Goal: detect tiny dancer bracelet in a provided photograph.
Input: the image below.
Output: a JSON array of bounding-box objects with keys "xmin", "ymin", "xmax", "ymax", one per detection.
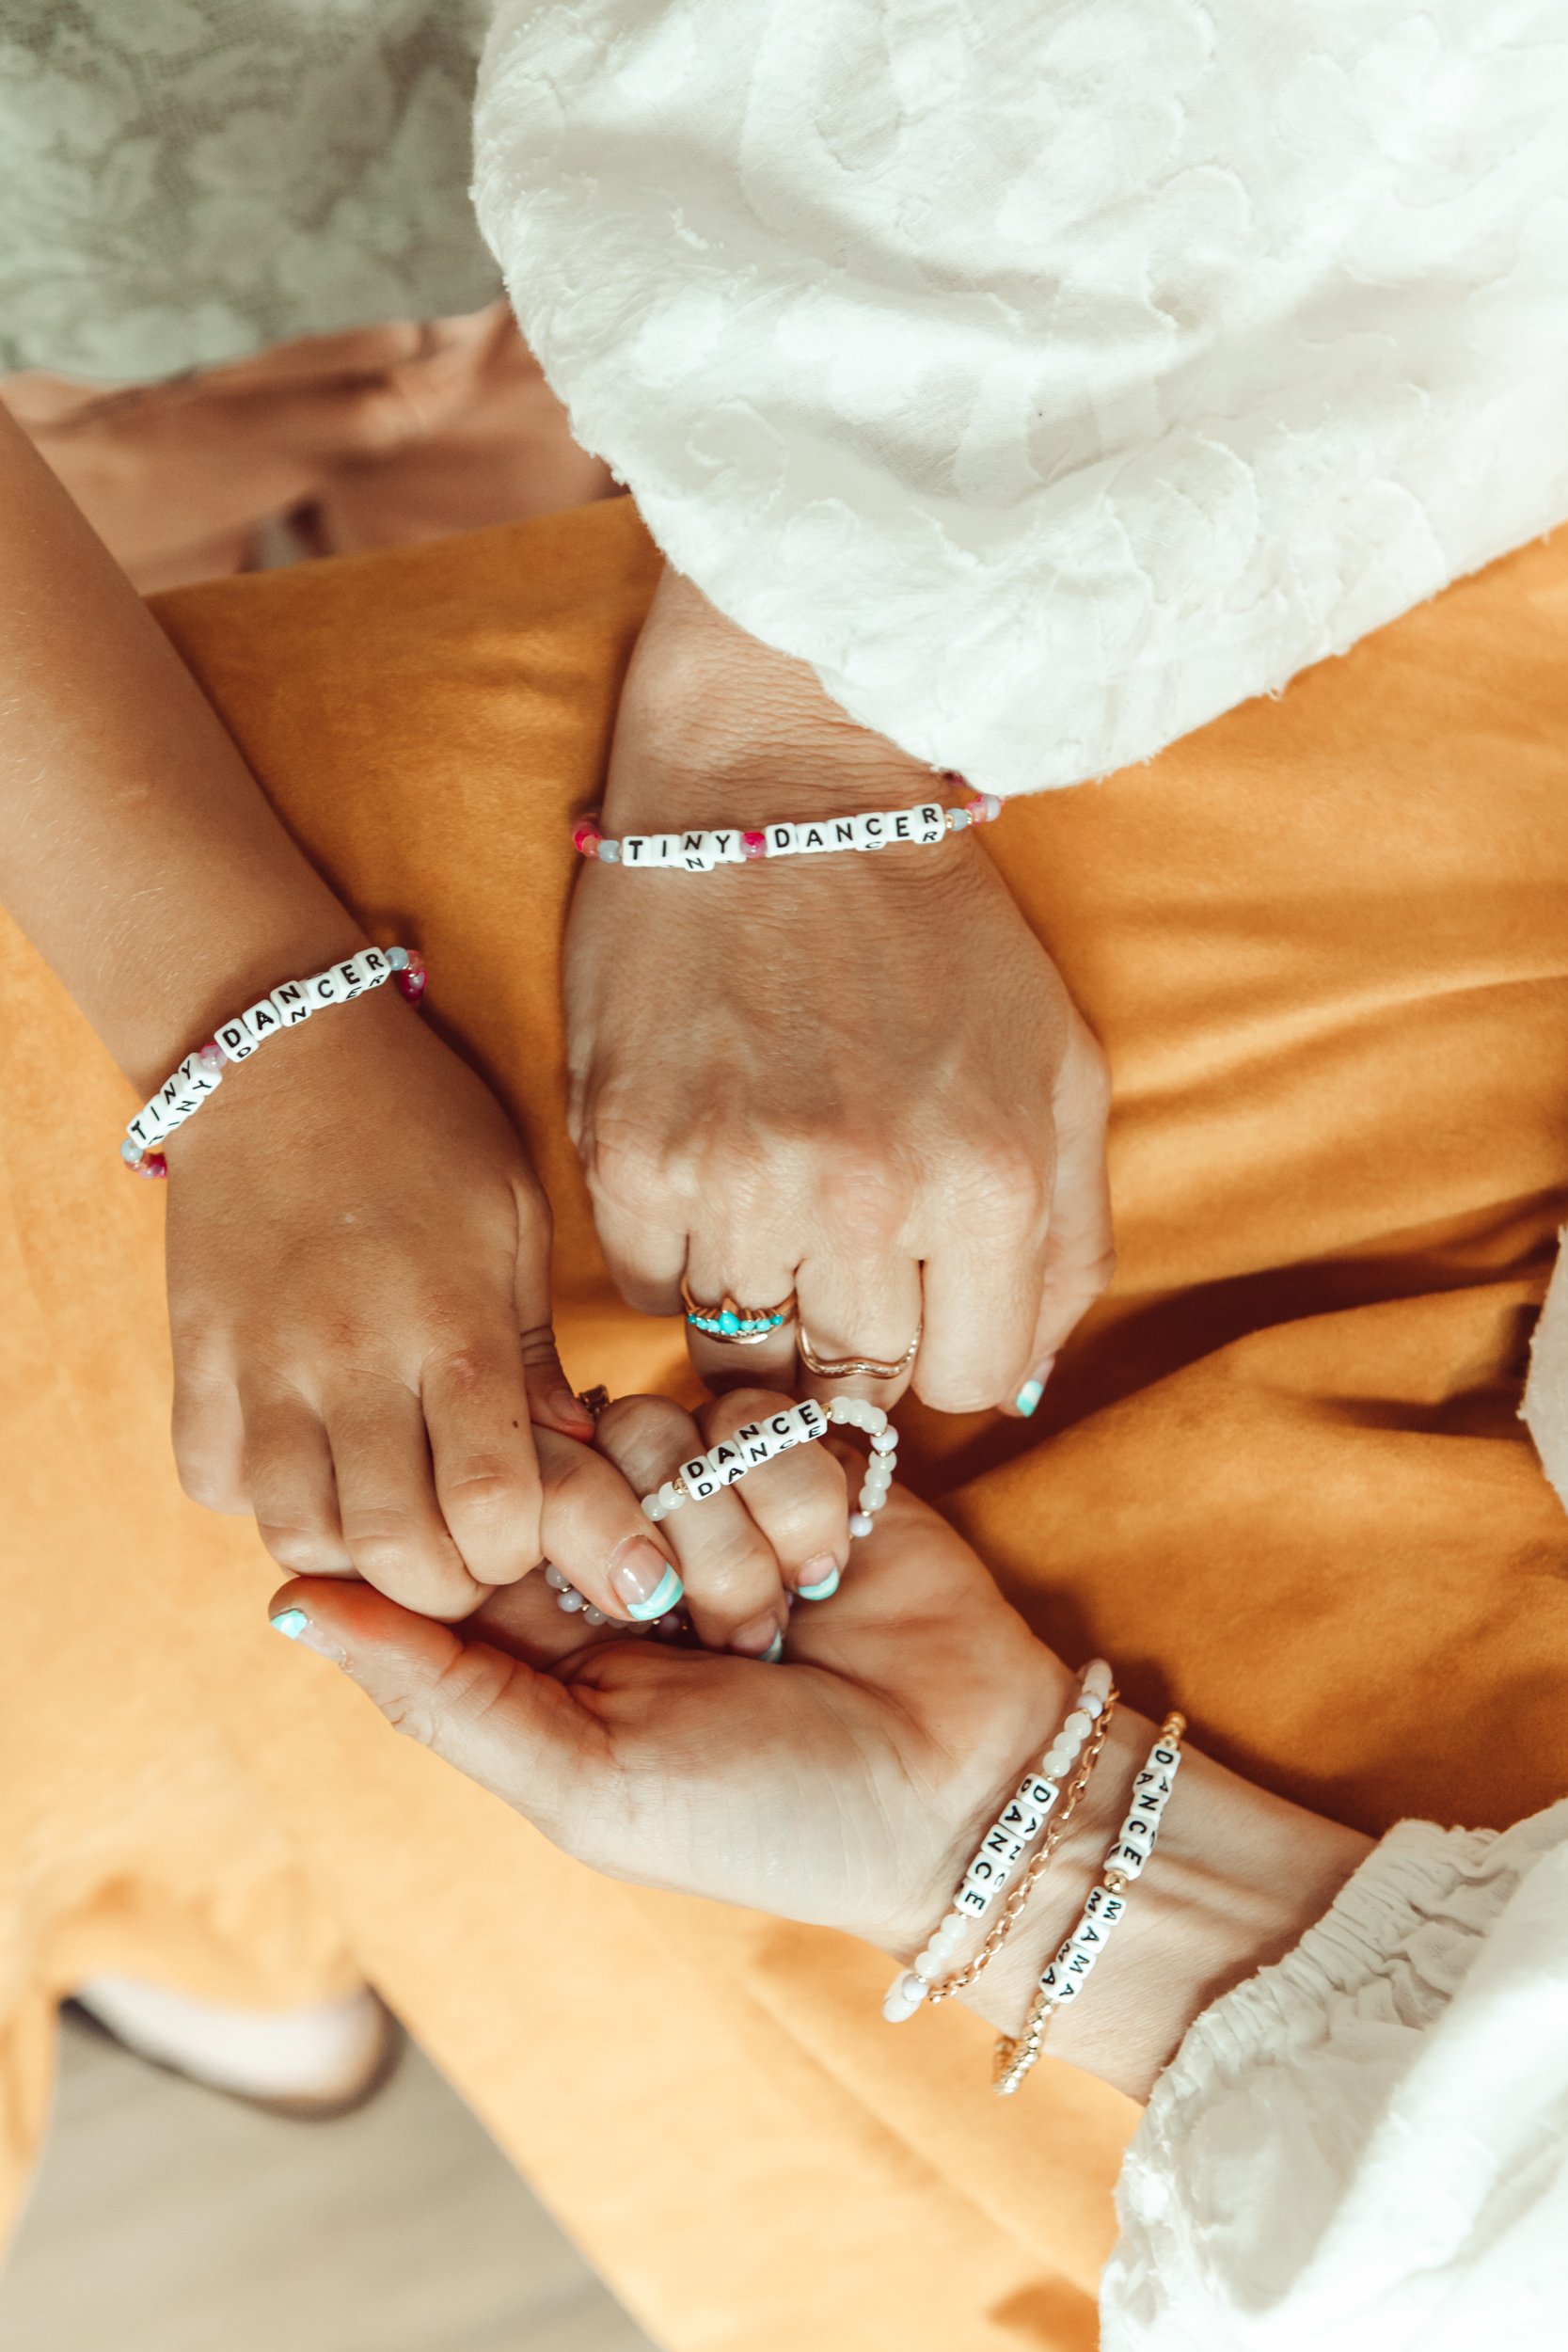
[
  {"xmin": 546, "ymin": 1396, "xmax": 898, "ymax": 1630},
  {"xmin": 882, "ymin": 1659, "xmax": 1117, "ymax": 2025},
  {"xmin": 992, "ymin": 1712, "xmax": 1186, "ymax": 2097},
  {"xmin": 573, "ymin": 789, "xmax": 1004, "ymax": 873},
  {"xmin": 120, "ymin": 946, "xmax": 427, "ymax": 1177}
]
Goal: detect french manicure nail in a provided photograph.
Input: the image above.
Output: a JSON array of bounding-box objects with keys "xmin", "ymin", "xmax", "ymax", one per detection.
[
  {"xmin": 269, "ymin": 1609, "xmax": 347, "ymax": 1665},
  {"xmin": 1015, "ymin": 1379, "xmax": 1045, "ymax": 1417},
  {"xmin": 758, "ymin": 1630, "xmax": 785, "ymax": 1663},
  {"xmin": 610, "ymin": 1539, "xmax": 684, "ymax": 1622},
  {"xmin": 730, "ymin": 1609, "xmax": 784, "ymax": 1659},
  {"xmin": 796, "ymin": 1556, "xmax": 841, "ymax": 1602}
]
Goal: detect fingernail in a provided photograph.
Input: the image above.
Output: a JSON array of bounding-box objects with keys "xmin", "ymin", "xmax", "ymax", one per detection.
[
  {"xmin": 796, "ymin": 1556, "xmax": 841, "ymax": 1602},
  {"xmin": 730, "ymin": 1609, "xmax": 784, "ymax": 1659},
  {"xmin": 610, "ymin": 1539, "xmax": 683, "ymax": 1622},
  {"xmin": 1014, "ymin": 1379, "xmax": 1045, "ymax": 1417},
  {"xmin": 759, "ymin": 1630, "xmax": 785, "ymax": 1663},
  {"xmin": 269, "ymin": 1608, "xmax": 347, "ymax": 1665},
  {"xmin": 551, "ymin": 1384, "xmax": 595, "ymax": 1431}
]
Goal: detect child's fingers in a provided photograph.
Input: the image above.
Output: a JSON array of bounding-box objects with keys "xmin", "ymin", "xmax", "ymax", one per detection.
[
  {"xmin": 530, "ymin": 1424, "xmax": 684, "ymax": 1627},
  {"xmin": 698, "ymin": 1388, "xmax": 850, "ymax": 1598},
  {"xmin": 594, "ymin": 1395, "xmax": 789, "ymax": 1656}
]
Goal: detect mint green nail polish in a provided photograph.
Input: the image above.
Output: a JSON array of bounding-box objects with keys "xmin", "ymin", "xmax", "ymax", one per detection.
[
  {"xmin": 796, "ymin": 1566, "xmax": 840, "ymax": 1602},
  {"xmin": 1015, "ymin": 1378, "xmax": 1045, "ymax": 1417},
  {"xmin": 626, "ymin": 1564, "xmax": 684, "ymax": 1623},
  {"xmin": 759, "ymin": 1630, "xmax": 785, "ymax": 1663},
  {"xmin": 270, "ymin": 1608, "xmax": 309, "ymax": 1640}
]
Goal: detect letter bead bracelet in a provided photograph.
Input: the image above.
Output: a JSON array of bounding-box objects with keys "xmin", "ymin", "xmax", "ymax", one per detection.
[
  {"xmin": 120, "ymin": 946, "xmax": 427, "ymax": 1176},
  {"xmin": 572, "ymin": 789, "xmax": 1004, "ymax": 873},
  {"xmin": 544, "ymin": 1397, "xmax": 898, "ymax": 1632}
]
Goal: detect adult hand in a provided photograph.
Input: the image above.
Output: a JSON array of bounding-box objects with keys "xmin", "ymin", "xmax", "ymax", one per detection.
[
  {"xmin": 565, "ymin": 570, "xmax": 1114, "ymax": 1420},
  {"xmin": 166, "ymin": 982, "xmax": 594, "ymax": 1620},
  {"xmin": 269, "ymin": 1413, "xmax": 1368, "ymax": 2098}
]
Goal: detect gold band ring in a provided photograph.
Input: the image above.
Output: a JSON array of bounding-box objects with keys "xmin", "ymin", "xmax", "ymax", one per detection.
[
  {"xmin": 681, "ymin": 1279, "xmax": 798, "ymax": 1347},
  {"xmin": 797, "ymin": 1324, "xmax": 922, "ymax": 1381}
]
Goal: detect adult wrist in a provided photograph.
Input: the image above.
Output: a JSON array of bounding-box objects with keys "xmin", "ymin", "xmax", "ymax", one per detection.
[{"xmin": 920, "ymin": 1663, "xmax": 1372, "ymax": 2103}]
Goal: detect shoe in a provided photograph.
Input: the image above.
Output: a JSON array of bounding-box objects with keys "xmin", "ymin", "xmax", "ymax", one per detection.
[{"xmin": 67, "ymin": 1976, "xmax": 401, "ymax": 2120}]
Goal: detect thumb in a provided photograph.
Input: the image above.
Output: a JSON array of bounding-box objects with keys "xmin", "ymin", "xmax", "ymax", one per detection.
[{"xmin": 268, "ymin": 1577, "xmax": 606, "ymax": 1832}]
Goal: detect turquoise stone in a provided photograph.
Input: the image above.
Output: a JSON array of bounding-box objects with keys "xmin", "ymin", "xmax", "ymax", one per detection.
[{"xmin": 719, "ymin": 1311, "xmax": 740, "ymax": 1333}]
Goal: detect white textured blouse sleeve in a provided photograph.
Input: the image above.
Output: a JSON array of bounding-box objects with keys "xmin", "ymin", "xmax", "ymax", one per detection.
[
  {"xmin": 471, "ymin": 1, "xmax": 1568, "ymax": 796},
  {"xmin": 1101, "ymin": 1801, "xmax": 1568, "ymax": 2348}
]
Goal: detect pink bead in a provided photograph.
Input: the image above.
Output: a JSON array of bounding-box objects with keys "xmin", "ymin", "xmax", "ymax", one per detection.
[
  {"xmin": 197, "ymin": 1040, "xmax": 226, "ymax": 1070},
  {"xmin": 741, "ymin": 831, "xmax": 768, "ymax": 860},
  {"xmin": 964, "ymin": 793, "xmax": 1003, "ymax": 825},
  {"xmin": 395, "ymin": 949, "xmax": 427, "ymax": 1003},
  {"xmin": 135, "ymin": 1152, "xmax": 168, "ymax": 1181},
  {"xmin": 572, "ymin": 816, "xmax": 603, "ymax": 856}
]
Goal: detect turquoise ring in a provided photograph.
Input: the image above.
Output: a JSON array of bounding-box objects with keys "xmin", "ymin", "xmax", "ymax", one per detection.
[{"xmin": 681, "ymin": 1280, "xmax": 798, "ymax": 1347}]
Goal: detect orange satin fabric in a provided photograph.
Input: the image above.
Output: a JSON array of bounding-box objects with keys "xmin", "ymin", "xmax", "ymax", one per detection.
[{"xmin": 2, "ymin": 495, "xmax": 1567, "ymax": 2350}]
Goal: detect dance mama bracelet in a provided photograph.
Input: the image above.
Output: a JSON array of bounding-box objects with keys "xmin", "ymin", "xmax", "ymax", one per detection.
[
  {"xmin": 119, "ymin": 946, "xmax": 427, "ymax": 1177},
  {"xmin": 544, "ymin": 1397, "xmax": 898, "ymax": 1637},
  {"xmin": 572, "ymin": 789, "xmax": 1004, "ymax": 873},
  {"xmin": 992, "ymin": 1715, "xmax": 1185, "ymax": 2095}
]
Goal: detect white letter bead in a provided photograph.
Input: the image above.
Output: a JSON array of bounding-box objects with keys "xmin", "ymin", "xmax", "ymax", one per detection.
[
  {"xmin": 1000, "ymin": 1799, "xmax": 1043, "ymax": 1840},
  {"xmin": 1038, "ymin": 1963, "xmax": 1084, "ymax": 2006},
  {"xmin": 619, "ymin": 834, "xmax": 653, "ymax": 866},
  {"xmin": 794, "ymin": 821, "xmax": 833, "ymax": 856},
  {"xmin": 214, "ymin": 1016, "xmax": 258, "ymax": 1061},
  {"xmin": 767, "ymin": 822, "xmax": 799, "ymax": 855},
  {"xmin": 177, "ymin": 1054, "xmax": 222, "ymax": 1098},
  {"xmin": 1109, "ymin": 1841, "xmax": 1148, "ymax": 1878},
  {"xmin": 699, "ymin": 831, "xmax": 744, "ymax": 866},
  {"xmin": 240, "ymin": 995, "xmax": 283, "ymax": 1043},
  {"xmin": 127, "ymin": 1111, "xmax": 164, "ymax": 1150},
  {"xmin": 914, "ymin": 802, "xmax": 946, "ymax": 844},
  {"xmin": 849, "ymin": 812, "xmax": 888, "ymax": 850},
  {"xmin": 1020, "ymin": 1774, "xmax": 1058, "ymax": 1814},
  {"xmin": 981, "ymin": 1826, "xmax": 1026, "ymax": 1866},
  {"xmin": 679, "ymin": 1454, "xmax": 723, "ymax": 1502},
  {"xmin": 355, "ymin": 947, "xmax": 390, "ymax": 985},
  {"xmin": 954, "ymin": 1882, "xmax": 991, "ymax": 1917},
  {"xmin": 795, "ymin": 1398, "xmax": 828, "ymax": 1439},
  {"xmin": 1083, "ymin": 1885, "xmax": 1127, "ymax": 1926},
  {"xmin": 308, "ymin": 969, "xmax": 340, "ymax": 1008},
  {"xmin": 733, "ymin": 1422, "xmax": 778, "ymax": 1468},
  {"xmin": 1150, "ymin": 1743, "xmax": 1181, "ymax": 1773},
  {"xmin": 270, "ymin": 980, "xmax": 312, "ymax": 1026},
  {"xmin": 706, "ymin": 1441, "xmax": 748, "ymax": 1487}
]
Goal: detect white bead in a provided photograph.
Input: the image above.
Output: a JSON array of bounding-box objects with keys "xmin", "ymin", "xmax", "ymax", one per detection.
[
  {"xmin": 954, "ymin": 1882, "xmax": 991, "ymax": 1917},
  {"xmin": 881, "ymin": 1972, "xmax": 928, "ymax": 2025},
  {"xmin": 556, "ymin": 1588, "xmax": 586, "ymax": 1613},
  {"xmin": 126, "ymin": 1108, "xmax": 166, "ymax": 1152},
  {"xmin": 706, "ymin": 1438, "xmax": 749, "ymax": 1488},
  {"xmin": 1083, "ymin": 1884, "xmax": 1127, "ymax": 1926},
  {"xmin": 1019, "ymin": 1774, "xmax": 1057, "ymax": 1815},
  {"xmin": 269, "ymin": 979, "xmax": 312, "ymax": 1027},
  {"xmin": 177, "ymin": 1053, "xmax": 222, "ymax": 1099},
  {"xmin": 847, "ymin": 1512, "xmax": 874, "ymax": 1539},
  {"xmin": 582, "ymin": 1605, "xmax": 607, "ymax": 1627},
  {"xmin": 796, "ymin": 1398, "xmax": 829, "ymax": 1440},
  {"xmin": 848, "ymin": 811, "xmax": 890, "ymax": 850},
  {"xmin": 912, "ymin": 1948, "xmax": 942, "ymax": 1980},
  {"xmin": 913, "ymin": 801, "xmax": 947, "ymax": 845},
  {"xmin": 697, "ymin": 829, "xmax": 746, "ymax": 867},
  {"xmin": 1080, "ymin": 1692, "xmax": 1103, "ymax": 1719},
  {"xmin": 658, "ymin": 1480, "xmax": 686, "ymax": 1511},
  {"xmin": 862, "ymin": 1405, "xmax": 888, "ymax": 1434},
  {"xmin": 1118, "ymin": 1811, "xmax": 1159, "ymax": 1851},
  {"xmin": 857, "ymin": 1487, "xmax": 883, "ymax": 1516},
  {"xmin": 979, "ymin": 1825, "xmax": 1026, "ymax": 1867},
  {"xmin": 1000, "ymin": 1798, "xmax": 1044, "ymax": 1841},
  {"xmin": 544, "ymin": 1565, "xmax": 571, "ymax": 1591},
  {"xmin": 306, "ymin": 967, "xmax": 342, "ymax": 1009},
  {"xmin": 826, "ymin": 1396, "xmax": 860, "ymax": 1425},
  {"xmin": 238, "ymin": 994, "xmax": 284, "ymax": 1045},
  {"xmin": 679, "ymin": 1453, "xmax": 723, "ymax": 1502},
  {"xmin": 870, "ymin": 1428, "xmax": 897, "ymax": 1454},
  {"xmin": 731, "ymin": 1422, "xmax": 779, "ymax": 1468},
  {"xmin": 1041, "ymin": 1744, "xmax": 1076, "ymax": 1780},
  {"xmin": 353, "ymin": 947, "xmax": 392, "ymax": 989},
  {"xmin": 670, "ymin": 829, "xmax": 710, "ymax": 871},
  {"xmin": 619, "ymin": 834, "xmax": 656, "ymax": 867},
  {"xmin": 1107, "ymin": 1839, "xmax": 1148, "ymax": 1879},
  {"xmin": 933, "ymin": 1914, "xmax": 967, "ymax": 1949},
  {"xmin": 886, "ymin": 806, "xmax": 923, "ymax": 845},
  {"xmin": 1149, "ymin": 1740, "xmax": 1182, "ymax": 1773},
  {"xmin": 1083, "ymin": 1658, "xmax": 1114, "ymax": 1702},
  {"xmin": 214, "ymin": 1015, "xmax": 259, "ymax": 1062},
  {"xmin": 766, "ymin": 822, "xmax": 799, "ymax": 856},
  {"xmin": 1062, "ymin": 1709, "xmax": 1093, "ymax": 1741},
  {"xmin": 792, "ymin": 819, "xmax": 836, "ymax": 856},
  {"xmin": 1038, "ymin": 1962, "xmax": 1083, "ymax": 2006},
  {"xmin": 642, "ymin": 1499, "xmax": 667, "ymax": 1522}
]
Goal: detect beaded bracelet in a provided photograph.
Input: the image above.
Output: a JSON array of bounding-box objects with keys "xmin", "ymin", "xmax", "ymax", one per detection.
[
  {"xmin": 572, "ymin": 790, "xmax": 1003, "ymax": 873},
  {"xmin": 120, "ymin": 946, "xmax": 426, "ymax": 1177},
  {"xmin": 882, "ymin": 1659, "xmax": 1116, "ymax": 2025},
  {"xmin": 545, "ymin": 1395, "xmax": 898, "ymax": 1628},
  {"xmin": 992, "ymin": 1713, "xmax": 1186, "ymax": 2096}
]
